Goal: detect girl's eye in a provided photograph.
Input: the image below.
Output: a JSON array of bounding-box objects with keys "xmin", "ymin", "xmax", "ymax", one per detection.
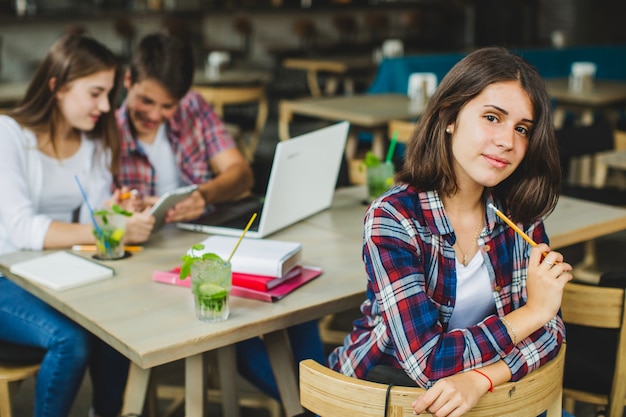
[
  {"xmin": 516, "ymin": 126, "xmax": 529, "ymax": 136},
  {"xmin": 485, "ymin": 114, "xmax": 498, "ymax": 123}
]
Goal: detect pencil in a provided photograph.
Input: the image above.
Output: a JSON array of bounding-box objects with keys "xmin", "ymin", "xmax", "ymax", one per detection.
[
  {"xmin": 487, "ymin": 203, "xmax": 537, "ymax": 247},
  {"xmin": 72, "ymin": 245, "xmax": 143, "ymax": 252}
]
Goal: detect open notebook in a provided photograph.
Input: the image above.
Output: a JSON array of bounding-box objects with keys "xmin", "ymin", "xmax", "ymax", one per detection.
[{"xmin": 177, "ymin": 121, "xmax": 350, "ymax": 238}]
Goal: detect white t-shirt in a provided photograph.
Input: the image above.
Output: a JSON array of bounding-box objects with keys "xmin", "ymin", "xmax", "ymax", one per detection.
[
  {"xmin": 0, "ymin": 115, "xmax": 113, "ymax": 255},
  {"xmin": 448, "ymin": 250, "xmax": 496, "ymax": 330},
  {"xmin": 39, "ymin": 140, "xmax": 90, "ymax": 223},
  {"xmin": 139, "ymin": 124, "xmax": 182, "ymax": 195}
]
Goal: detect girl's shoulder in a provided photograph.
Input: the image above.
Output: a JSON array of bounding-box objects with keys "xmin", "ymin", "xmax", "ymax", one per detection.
[{"xmin": 0, "ymin": 115, "xmax": 37, "ymax": 147}]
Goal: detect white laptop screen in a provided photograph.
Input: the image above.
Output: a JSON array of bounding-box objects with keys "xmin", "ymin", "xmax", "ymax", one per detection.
[{"xmin": 177, "ymin": 121, "xmax": 350, "ymax": 238}]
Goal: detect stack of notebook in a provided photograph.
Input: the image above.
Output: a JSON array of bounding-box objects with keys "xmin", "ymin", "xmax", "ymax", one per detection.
[{"xmin": 152, "ymin": 236, "xmax": 322, "ymax": 302}]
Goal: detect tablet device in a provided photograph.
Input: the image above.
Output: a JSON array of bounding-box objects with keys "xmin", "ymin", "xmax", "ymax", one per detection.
[{"xmin": 149, "ymin": 184, "xmax": 199, "ymax": 230}]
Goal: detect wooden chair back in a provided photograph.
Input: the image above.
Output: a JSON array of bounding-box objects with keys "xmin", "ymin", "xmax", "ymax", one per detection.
[
  {"xmin": 560, "ymin": 281, "xmax": 626, "ymax": 417},
  {"xmin": 300, "ymin": 346, "xmax": 565, "ymax": 417},
  {"xmin": 193, "ymin": 85, "xmax": 268, "ymax": 162},
  {"xmin": 388, "ymin": 119, "xmax": 415, "ymax": 144}
]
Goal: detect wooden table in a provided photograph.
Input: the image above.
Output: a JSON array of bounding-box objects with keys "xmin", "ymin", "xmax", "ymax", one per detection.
[
  {"xmin": 0, "ymin": 187, "xmax": 367, "ymax": 417},
  {"xmin": 282, "ymin": 56, "xmax": 376, "ymax": 97},
  {"xmin": 2, "ymin": 188, "xmax": 626, "ymax": 416},
  {"xmin": 546, "ymin": 78, "xmax": 626, "ymax": 128},
  {"xmin": 279, "ymin": 94, "xmax": 421, "ymax": 176}
]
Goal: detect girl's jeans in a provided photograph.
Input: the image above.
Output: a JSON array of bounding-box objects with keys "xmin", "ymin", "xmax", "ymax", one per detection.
[
  {"xmin": 236, "ymin": 319, "xmax": 325, "ymax": 400},
  {"xmin": 0, "ymin": 277, "xmax": 129, "ymax": 417}
]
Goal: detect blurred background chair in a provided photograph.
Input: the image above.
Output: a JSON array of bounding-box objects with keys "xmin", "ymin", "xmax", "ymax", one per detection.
[
  {"xmin": 193, "ymin": 84, "xmax": 268, "ymax": 162},
  {"xmin": 0, "ymin": 340, "xmax": 45, "ymax": 417},
  {"xmin": 299, "ymin": 345, "xmax": 565, "ymax": 417},
  {"xmin": 560, "ymin": 277, "xmax": 626, "ymax": 417},
  {"xmin": 556, "ymin": 121, "xmax": 626, "ymax": 282}
]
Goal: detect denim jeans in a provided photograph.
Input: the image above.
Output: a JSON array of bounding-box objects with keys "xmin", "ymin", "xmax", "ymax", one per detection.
[
  {"xmin": 236, "ymin": 319, "xmax": 325, "ymax": 400},
  {"xmin": 0, "ymin": 277, "xmax": 129, "ymax": 417}
]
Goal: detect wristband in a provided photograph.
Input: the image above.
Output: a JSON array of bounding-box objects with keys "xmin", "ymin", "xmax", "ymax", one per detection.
[
  {"xmin": 472, "ymin": 369, "xmax": 494, "ymax": 392},
  {"xmin": 500, "ymin": 316, "xmax": 518, "ymax": 345}
]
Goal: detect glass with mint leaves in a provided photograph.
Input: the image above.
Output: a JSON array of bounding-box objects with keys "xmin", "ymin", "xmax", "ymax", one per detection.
[
  {"xmin": 93, "ymin": 205, "xmax": 132, "ymax": 260},
  {"xmin": 364, "ymin": 151, "xmax": 395, "ymax": 202},
  {"xmin": 180, "ymin": 244, "xmax": 232, "ymax": 322}
]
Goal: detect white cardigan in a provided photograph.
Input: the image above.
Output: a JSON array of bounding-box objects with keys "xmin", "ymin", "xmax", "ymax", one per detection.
[{"xmin": 0, "ymin": 115, "xmax": 113, "ymax": 255}]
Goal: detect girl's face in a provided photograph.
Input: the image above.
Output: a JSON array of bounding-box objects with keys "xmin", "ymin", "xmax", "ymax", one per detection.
[
  {"xmin": 447, "ymin": 80, "xmax": 533, "ymax": 191},
  {"xmin": 55, "ymin": 69, "xmax": 115, "ymax": 132}
]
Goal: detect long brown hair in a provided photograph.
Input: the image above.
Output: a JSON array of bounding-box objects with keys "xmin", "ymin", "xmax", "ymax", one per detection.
[
  {"xmin": 9, "ymin": 33, "xmax": 122, "ymax": 174},
  {"xmin": 396, "ymin": 47, "xmax": 560, "ymax": 224}
]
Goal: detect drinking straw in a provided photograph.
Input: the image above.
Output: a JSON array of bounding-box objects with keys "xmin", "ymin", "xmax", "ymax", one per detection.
[
  {"xmin": 227, "ymin": 212, "xmax": 258, "ymax": 263},
  {"xmin": 385, "ymin": 131, "xmax": 399, "ymax": 164},
  {"xmin": 74, "ymin": 175, "xmax": 111, "ymax": 255}
]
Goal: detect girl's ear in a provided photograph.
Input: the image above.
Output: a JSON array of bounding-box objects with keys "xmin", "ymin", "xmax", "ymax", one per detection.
[
  {"xmin": 48, "ymin": 77, "xmax": 56, "ymax": 92},
  {"xmin": 123, "ymin": 69, "xmax": 132, "ymax": 90}
]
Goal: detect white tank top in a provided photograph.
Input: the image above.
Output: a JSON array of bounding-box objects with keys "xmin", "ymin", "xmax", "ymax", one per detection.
[
  {"xmin": 447, "ymin": 250, "xmax": 496, "ymax": 330},
  {"xmin": 39, "ymin": 139, "xmax": 90, "ymax": 222},
  {"xmin": 139, "ymin": 124, "xmax": 182, "ymax": 195}
]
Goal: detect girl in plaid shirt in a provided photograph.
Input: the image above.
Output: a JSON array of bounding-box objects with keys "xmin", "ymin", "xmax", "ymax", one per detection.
[{"xmin": 329, "ymin": 47, "xmax": 573, "ymax": 416}]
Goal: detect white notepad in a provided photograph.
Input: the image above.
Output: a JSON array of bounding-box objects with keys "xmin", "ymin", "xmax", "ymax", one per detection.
[{"xmin": 10, "ymin": 251, "xmax": 115, "ymax": 291}]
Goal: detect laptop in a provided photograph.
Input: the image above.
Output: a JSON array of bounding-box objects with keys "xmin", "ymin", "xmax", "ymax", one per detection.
[{"xmin": 177, "ymin": 121, "xmax": 350, "ymax": 238}]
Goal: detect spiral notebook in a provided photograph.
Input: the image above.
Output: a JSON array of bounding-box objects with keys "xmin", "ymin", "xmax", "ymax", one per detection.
[{"xmin": 10, "ymin": 251, "xmax": 115, "ymax": 291}]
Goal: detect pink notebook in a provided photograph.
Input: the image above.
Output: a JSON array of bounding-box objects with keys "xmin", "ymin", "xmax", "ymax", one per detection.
[{"xmin": 152, "ymin": 266, "xmax": 322, "ymax": 303}]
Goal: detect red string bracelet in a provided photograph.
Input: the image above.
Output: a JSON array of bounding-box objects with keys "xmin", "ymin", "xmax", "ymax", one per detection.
[{"xmin": 472, "ymin": 369, "xmax": 494, "ymax": 392}]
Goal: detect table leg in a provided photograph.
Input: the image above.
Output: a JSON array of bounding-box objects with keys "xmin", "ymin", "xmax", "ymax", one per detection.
[
  {"xmin": 324, "ymin": 75, "xmax": 339, "ymax": 96},
  {"xmin": 306, "ymin": 70, "xmax": 322, "ymax": 97},
  {"xmin": 342, "ymin": 77, "xmax": 354, "ymax": 96},
  {"xmin": 185, "ymin": 353, "xmax": 207, "ymax": 417},
  {"xmin": 594, "ymin": 155, "xmax": 610, "ymax": 188},
  {"xmin": 579, "ymin": 155, "xmax": 593, "ymax": 187},
  {"xmin": 121, "ymin": 362, "xmax": 151, "ymax": 416},
  {"xmin": 371, "ymin": 128, "xmax": 385, "ymax": 160},
  {"xmin": 264, "ymin": 329, "xmax": 304, "ymax": 417},
  {"xmin": 344, "ymin": 129, "xmax": 358, "ymax": 162},
  {"xmin": 553, "ymin": 108, "xmax": 565, "ymax": 129},
  {"xmin": 278, "ymin": 101, "xmax": 293, "ymax": 141},
  {"xmin": 216, "ymin": 345, "xmax": 241, "ymax": 417}
]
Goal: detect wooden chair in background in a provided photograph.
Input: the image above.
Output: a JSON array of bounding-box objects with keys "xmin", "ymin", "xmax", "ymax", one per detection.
[
  {"xmin": 388, "ymin": 119, "xmax": 415, "ymax": 144},
  {"xmin": 0, "ymin": 341, "xmax": 45, "ymax": 417},
  {"xmin": 193, "ymin": 85, "xmax": 268, "ymax": 162},
  {"xmin": 300, "ymin": 345, "xmax": 565, "ymax": 417},
  {"xmin": 561, "ymin": 279, "xmax": 626, "ymax": 417}
]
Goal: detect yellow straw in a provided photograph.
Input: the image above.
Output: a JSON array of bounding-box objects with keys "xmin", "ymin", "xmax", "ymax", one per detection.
[
  {"xmin": 227, "ymin": 212, "xmax": 258, "ymax": 263},
  {"xmin": 487, "ymin": 203, "xmax": 537, "ymax": 247}
]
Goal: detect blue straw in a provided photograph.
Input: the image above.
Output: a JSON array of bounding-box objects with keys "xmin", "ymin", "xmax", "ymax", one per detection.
[{"xmin": 73, "ymin": 175, "xmax": 111, "ymax": 255}]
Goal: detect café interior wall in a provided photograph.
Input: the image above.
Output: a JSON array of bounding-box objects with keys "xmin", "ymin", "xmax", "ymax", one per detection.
[
  {"xmin": 0, "ymin": 7, "xmax": 432, "ymax": 82},
  {"xmin": 0, "ymin": 16, "xmax": 164, "ymax": 82}
]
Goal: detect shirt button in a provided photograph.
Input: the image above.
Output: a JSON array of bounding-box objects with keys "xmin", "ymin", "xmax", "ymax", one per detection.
[
  {"xmin": 494, "ymin": 285, "xmax": 502, "ymax": 292},
  {"xmin": 483, "ymin": 244, "xmax": 491, "ymax": 252}
]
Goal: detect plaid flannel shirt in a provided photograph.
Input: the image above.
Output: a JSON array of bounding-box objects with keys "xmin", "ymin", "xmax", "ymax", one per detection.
[
  {"xmin": 328, "ymin": 184, "xmax": 564, "ymax": 388},
  {"xmin": 116, "ymin": 91, "xmax": 236, "ymax": 196}
]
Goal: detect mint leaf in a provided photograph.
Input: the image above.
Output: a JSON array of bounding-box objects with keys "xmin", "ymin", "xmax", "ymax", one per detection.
[
  {"xmin": 364, "ymin": 151, "xmax": 381, "ymax": 168},
  {"xmin": 111, "ymin": 204, "xmax": 132, "ymax": 217}
]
